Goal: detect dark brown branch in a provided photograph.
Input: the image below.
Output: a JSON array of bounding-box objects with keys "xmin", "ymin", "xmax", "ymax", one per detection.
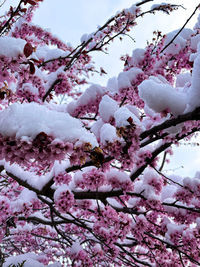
[
  {"xmin": 18, "ymin": 216, "xmax": 65, "ymax": 226},
  {"xmin": 73, "ymin": 189, "xmax": 123, "ymax": 200},
  {"xmin": 159, "ymin": 151, "xmax": 167, "ymax": 171},
  {"xmin": 140, "ymin": 107, "xmax": 200, "ymax": 140},
  {"xmin": 65, "ymin": 155, "xmax": 113, "ymax": 173},
  {"xmin": 136, "ymin": 0, "xmax": 153, "ymax": 7},
  {"xmin": 42, "ymin": 78, "xmax": 62, "ymax": 102},
  {"xmin": 163, "ymin": 202, "xmax": 200, "ymax": 214}
]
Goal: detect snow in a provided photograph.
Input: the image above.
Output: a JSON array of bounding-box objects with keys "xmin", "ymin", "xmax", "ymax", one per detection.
[
  {"xmin": 191, "ymin": 34, "xmax": 200, "ymax": 50},
  {"xmin": 131, "ymin": 48, "xmax": 145, "ymax": 65},
  {"xmin": 67, "ymin": 84, "xmax": 105, "ymax": 115},
  {"xmin": 107, "ymin": 198, "xmax": 123, "ymax": 208},
  {"xmin": 126, "ymin": 67, "xmax": 143, "ymax": 81},
  {"xmin": 118, "ymin": 71, "xmax": 132, "ymax": 88},
  {"xmin": 194, "ymin": 13, "xmax": 200, "ymax": 30},
  {"xmin": 100, "ymin": 123, "xmax": 118, "ymax": 145},
  {"xmin": 12, "ymin": 190, "xmax": 38, "ymax": 213},
  {"xmin": 54, "ymin": 184, "xmax": 69, "ymax": 202},
  {"xmin": 99, "ymin": 95, "xmax": 118, "ymax": 122},
  {"xmin": 118, "ymin": 67, "xmax": 143, "ymax": 89},
  {"xmin": 91, "ymin": 118, "xmax": 104, "ymax": 140},
  {"xmin": 138, "ymin": 79, "xmax": 187, "ymax": 115},
  {"xmin": 80, "ymin": 33, "xmax": 94, "ymax": 43},
  {"xmin": 35, "ymin": 45, "xmax": 70, "ymax": 61},
  {"xmin": 166, "ymin": 223, "xmax": 186, "ymax": 237},
  {"xmin": 0, "ymin": 102, "xmax": 98, "ymax": 147},
  {"xmin": 71, "ymin": 240, "xmax": 82, "ymax": 255},
  {"xmin": 21, "ymin": 83, "xmax": 39, "ymax": 95},
  {"xmin": 114, "ymin": 106, "xmax": 141, "ymax": 127},
  {"xmin": 133, "ymin": 178, "xmax": 161, "ymax": 201},
  {"xmin": 175, "ymin": 73, "xmax": 191, "ymax": 88},
  {"xmin": 107, "ymin": 169, "xmax": 129, "ymax": 183},
  {"xmin": 106, "ymin": 67, "xmax": 143, "ymax": 93},
  {"xmin": 126, "ymin": 105, "xmax": 141, "ymax": 119},
  {"xmin": 124, "ymin": 4, "xmax": 138, "ymax": 15},
  {"xmin": 107, "ymin": 77, "xmax": 118, "ymax": 93},
  {"xmin": 161, "ymin": 185, "xmax": 177, "ymax": 201},
  {"xmin": 3, "ymin": 253, "xmax": 61, "ymax": 267},
  {"xmin": 3, "ymin": 253, "xmax": 43, "ymax": 267},
  {"xmin": 162, "ymin": 28, "xmax": 193, "ymax": 55},
  {"xmin": 48, "ymin": 264, "xmax": 61, "ymax": 267},
  {"xmin": 151, "ymin": 3, "xmax": 168, "ymax": 10},
  {"xmin": 0, "ymin": 160, "xmax": 54, "ymax": 191},
  {"xmin": 187, "ymin": 54, "xmax": 200, "ymax": 110},
  {"xmin": 0, "ymin": 37, "xmax": 26, "ymax": 58},
  {"xmin": 18, "ymin": 188, "xmax": 37, "ymax": 201}
]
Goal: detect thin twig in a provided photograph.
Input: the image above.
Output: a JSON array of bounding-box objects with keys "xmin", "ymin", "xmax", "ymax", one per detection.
[{"xmin": 159, "ymin": 151, "xmax": 167, "ymax": 171}]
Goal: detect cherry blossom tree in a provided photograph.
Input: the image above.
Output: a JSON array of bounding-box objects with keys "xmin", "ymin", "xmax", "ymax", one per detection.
[{"xmin": 1, "ymin": 0, "xmax": 200, "ymax": 266}]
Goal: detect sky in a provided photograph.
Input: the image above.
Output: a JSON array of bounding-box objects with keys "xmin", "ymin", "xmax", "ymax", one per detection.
[{"xmin": 1, "ymin": 0, "xmax": 200, "ymax": 177}]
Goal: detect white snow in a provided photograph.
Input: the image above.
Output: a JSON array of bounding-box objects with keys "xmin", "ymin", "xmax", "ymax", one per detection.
[
  {"xmin": 138, "ymin": 79, "xmax": 187, "ymax": 115},
  {"xmin": 3, "ymin": 253, "xmax": 43, "ymax": 267},
  {"xmin": 191, "ymin": 34, "xmax": 200, "ymax": 50},
  {"xmin": 71, "ymin": 240, "xmax": 82, "ymax": 255},
  {"xmin": 114, "ymin": 106, "xmax": 141, "ymax": 127},
  {"xmin": 125, "ymin": 67, "xmax": 143, "ymax": 82},
  {"xmin": 107, "ymin": 169, "xmax": 129, "ymax": 183},
  {"xmin": 35, "ymin": 45, "xmax": 70, "ymax": 61},
  {"xmin": 0, "ymin": 37, "xmax": 26, "ymax": 58},
  {"xmin": 100, "ymin": 123, "xmax": 118, "ymax": 145},
  {"xmin": 91, "ymin": 119, "xmax": 104, "ymax": 140},
  {"xmin": 0, "ymin": 102, "xmax": 98, "ymax": 147},
  {"xmin": 107, "ymin": 77, "xmax": 118, "ymax": 93},
  {"xmin": 118, "ymin": 72, "xmax": 132, "ymax": 88},
  {"xmin": 67, "ymin": 84, "xmax": 105, "ymax": 115},
  {"xmin": 131, "ymin": 48, "xmax": 145, "ymax": 65},
  {"xmin": 0, "ymin": 160, "xmax": 54, "ymax": 191},
  {"xmin": 161, "ymin": 185, "xmax": 177, "ymax": 201},
  {"xmin": 21, "ymin": 83, "xmax": 39, "ymax": 95},
  {"xmin": 124, "ymin": 4, "xmax": 138, "ymax": 15},
  {"xmin": 80, "ymin": 33, "xmax": 94, "ymax": 43},
  {"xmin": 99, "ymin": 95, "xmax": 118, "ymax": 122},
  {"xmin": 18, "ymin": 188, "xmax": 37, "ymax": 201},
  {"xmin": 187, "ymin": 54, "xmax": 200, "ymax": 110},
  {"xmin": 176, "ymin": 73, "xmax": 191, "ymax": 88},
  {"xmin": 12, "ymin": 188, "xmax": 38, "ymax": 213},
  {"xmin": 118, "ymin": 67, "xmax": 143, "ymax": 89},
  {"xmin": 107, "ymin": 198, "xmax": 123, "ymax": 208},
  {"xmin": 165, "ymin": 223, "xmax": 185, "ymax": 239},
  {"xmin": 151, "ymin": 3, "xmax": 168, "ymax": 10},
  {"xmin": 3, "ymin": 253, "xmax": 61, "ymax": 267},
  {"xmin": 106, "ymin": 67, "xmax": 143, "ymax": 93}
]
